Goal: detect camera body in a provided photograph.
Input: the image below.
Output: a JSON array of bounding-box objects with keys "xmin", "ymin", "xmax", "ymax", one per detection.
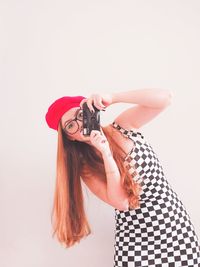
[{"xmin": 82, "ymin": 102, "xmax": 100, "ymax": 135}]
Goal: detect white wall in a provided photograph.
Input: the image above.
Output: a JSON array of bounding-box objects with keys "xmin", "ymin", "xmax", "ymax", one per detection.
[{"xmin": 0, "ymin": 0, "xmax": 200, "ymax": 266}]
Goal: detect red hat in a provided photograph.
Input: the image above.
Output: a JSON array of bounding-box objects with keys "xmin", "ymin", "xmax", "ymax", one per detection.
[{"xmin": 45, "ymin": 96, "xmax": 86, "ymax": 131}]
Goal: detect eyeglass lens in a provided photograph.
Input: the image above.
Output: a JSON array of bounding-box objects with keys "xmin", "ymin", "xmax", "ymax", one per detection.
[{"xmin": 64, "ymin": 109, "xmax": 83, "ymax": 134}]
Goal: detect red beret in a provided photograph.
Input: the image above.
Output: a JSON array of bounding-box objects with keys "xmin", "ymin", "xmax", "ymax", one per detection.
[{"xmin": 45, "ymin": 96, "xmax": 86, "ymax": 131}]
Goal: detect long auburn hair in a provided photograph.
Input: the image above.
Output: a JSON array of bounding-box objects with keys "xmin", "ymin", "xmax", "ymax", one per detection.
[{"xmin": 51, "ymin": 122, "xmax": 143, "ymax": 248}]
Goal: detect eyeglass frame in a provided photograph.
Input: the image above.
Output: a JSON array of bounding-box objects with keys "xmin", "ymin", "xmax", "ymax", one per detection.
[{"xmin": 63, "ymin": 108, "xmax": 83, "ymax": 135}]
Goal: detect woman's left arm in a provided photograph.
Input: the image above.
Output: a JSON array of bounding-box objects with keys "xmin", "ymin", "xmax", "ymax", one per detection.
[
  {"xmin": 108, "ymin": 88, "xmax": 174, "ymax": 129},
  {"xmin": 111, "ymin": 88, "xmax": 173, "ymax": 108},
  {"xmin": 79, "ymin": 89, "xmax": 174, "ymax": 130}
]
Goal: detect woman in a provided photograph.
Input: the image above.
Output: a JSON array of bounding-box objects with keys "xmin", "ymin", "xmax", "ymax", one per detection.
[{"xmin": 45, "ymin": 89, "xmax": 200, "ymax": 266}]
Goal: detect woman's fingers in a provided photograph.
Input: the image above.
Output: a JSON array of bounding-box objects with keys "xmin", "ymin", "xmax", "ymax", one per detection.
[
  {"xmin": 91, "ymin": 130, "xmax": 101, "ymax": 137},
  {"xmin": 86, "ymin": 98, "xmax": 95, "ymax": 112},
  {"xmin": 89, "ymin": 130, "xmax": 110, "ymax": 153},
  {"xmin": 94, "ymin": 95, "xmax": 106, "ymax": 109},
  {"xmin": 79, "ymin": 99, "xmax": 87, "ymax": 109},
  {"xmin": 93, "ymin": 98, "xmax": 105, "ymax": 110},
  {"xmin": 79, "ymin": 98, "xmax": 93, "ymax": 112},
  {"xmin": 90, "ymin": 132, "xmax": 107, "ymax": 145},
  {"xmin": 91, "ymin": 131, "xmax": 102, "ymax": 141},
  {"xmin": 80, "ymin": 94, "xmax": 106, "ymax": 112}
]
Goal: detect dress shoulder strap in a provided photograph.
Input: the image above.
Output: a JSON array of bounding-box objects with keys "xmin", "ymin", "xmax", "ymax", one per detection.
[{"xmin": 111, "ymin": 121, "xmax": 144, "ymax": 139}]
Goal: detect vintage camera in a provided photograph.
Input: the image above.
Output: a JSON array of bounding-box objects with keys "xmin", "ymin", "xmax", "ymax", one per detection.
[{"xmin": 82, "ymin": 102, "xmax": 100, "ymax": 136}]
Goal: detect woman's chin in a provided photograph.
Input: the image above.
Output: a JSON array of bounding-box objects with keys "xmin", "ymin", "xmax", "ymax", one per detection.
[{"xmin": 80, "ymin": 133, "xmax": 91, "ymax": 142}]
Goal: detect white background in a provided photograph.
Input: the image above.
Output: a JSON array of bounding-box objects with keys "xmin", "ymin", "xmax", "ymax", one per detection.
[{"xmin": 0, "ymin": 1, "xmax": 200, "ymax": 266}]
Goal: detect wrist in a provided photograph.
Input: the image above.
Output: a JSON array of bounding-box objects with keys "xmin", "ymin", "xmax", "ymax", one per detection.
[
  {"xmin": 111, "ymin": 92, "xmax": 120, "ymax": 104},
  {"xmin": 101, "ymin": 150, "xmax": 113, "ymax": 158},
  {"xmin": 111, "ymin": 92, "xmax": 122, "ymax": 104},
  {"xmin": 105, "ymin": 169, "xmax": 119, "ymax": 175}
]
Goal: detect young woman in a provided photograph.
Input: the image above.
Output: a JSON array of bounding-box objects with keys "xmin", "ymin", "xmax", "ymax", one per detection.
[{"xmin": 45, "ymin": 89, "xmax": 200, "ymax": 266}]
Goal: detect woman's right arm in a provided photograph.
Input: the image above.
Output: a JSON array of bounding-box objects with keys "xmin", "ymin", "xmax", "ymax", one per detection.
[
  {"xmin": 87, "ymin": 129, "xmax": 129, "ymax": 210},
  {"xmin": 101, "ymin": 150, "xmax": 129, "ymax": 210}
]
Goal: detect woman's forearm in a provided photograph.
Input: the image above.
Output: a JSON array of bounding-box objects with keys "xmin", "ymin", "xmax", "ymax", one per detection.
[
  {"xmin": 111, "ymin": 88, "xmax": 173, "ymax": 108},
  {"xmin": 101, "ymin": 150, "xmax": 129, "ymax": 210}
]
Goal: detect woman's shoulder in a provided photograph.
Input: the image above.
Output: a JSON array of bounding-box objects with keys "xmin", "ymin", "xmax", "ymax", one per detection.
[
  {"xmin": 103, "ymin": 121, "xmax": 140, "ymax": 134},
  {"xmin": 102, "ymin": 122, "xmax": 131, "ymax": 144}
]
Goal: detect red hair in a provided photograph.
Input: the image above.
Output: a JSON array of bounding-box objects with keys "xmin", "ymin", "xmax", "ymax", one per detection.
[{"xmin": 51, "ymin": 122, "xmax": 143, "ymax": 248}]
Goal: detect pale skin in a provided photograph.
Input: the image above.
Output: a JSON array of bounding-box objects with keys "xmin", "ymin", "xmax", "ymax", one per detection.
[{"xmin": 61, "ymin": 89, "xmax": 173, "ymax": 211}]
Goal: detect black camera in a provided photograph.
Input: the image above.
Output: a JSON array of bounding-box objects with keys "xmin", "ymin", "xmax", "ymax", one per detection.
[{"xmin": 82, "ymin": 102, "xmax": 100, "ymax": 136}]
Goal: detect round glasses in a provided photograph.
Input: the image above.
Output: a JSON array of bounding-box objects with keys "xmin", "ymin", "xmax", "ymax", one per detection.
[{"xmin": 63, "ymin": 109, "xmax": 83, "ymax": 135}]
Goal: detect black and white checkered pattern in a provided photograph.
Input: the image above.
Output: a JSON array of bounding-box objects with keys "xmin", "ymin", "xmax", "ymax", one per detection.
[{"xmin": 111, "ymin": 121, "xmax": 200, "ymax": 267}]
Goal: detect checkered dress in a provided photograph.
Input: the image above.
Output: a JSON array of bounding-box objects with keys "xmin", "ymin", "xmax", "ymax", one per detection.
[{"xmin": 111, "ymin": 121, "xmax": 200, "ymax": 267}]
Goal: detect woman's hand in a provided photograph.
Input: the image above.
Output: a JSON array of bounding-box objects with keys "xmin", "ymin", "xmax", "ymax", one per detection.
[
  {"xmin": 89, "ymin": 129, "xmax": 111, "ymax": 155},
  {"xmin": 79, "ymin": 93, "xmax": 113, "ymax": 112}
]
